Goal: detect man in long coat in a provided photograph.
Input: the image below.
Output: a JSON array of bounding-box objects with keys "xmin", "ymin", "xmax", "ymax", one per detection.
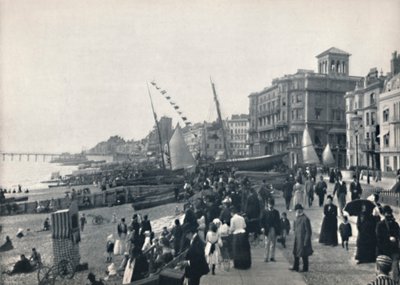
[
  {"xmin": 290, "ymin": 204, "xmax": 313, "ymax": 272},
  {"xmin": 282, "ymin": 176, "xmax": 294, "ymax": 211},
  {"xmin": 246, "ymin": 188, "xmax": 261, "ymax": 237},
  {"xmin": 350, "ymin": 175, "xmax": 363, "ymax": 201},
  {"xmin": 333, "ymin": 177, "xmax": 347, "ymax": 215},
  {"xmin": 182, "ymin": 226, "xmax": 209, "ymax": 285}
]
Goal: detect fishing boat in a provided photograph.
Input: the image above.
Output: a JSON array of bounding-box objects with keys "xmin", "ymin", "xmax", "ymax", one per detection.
[
  {"xmin": 208, "ymin": 79, "xmax": 288, "ymax": 171},
  {"xmin": 213, "ymin": 152, "xmax": 288, "ymax": 171},
  {"xmin": 131, "ymin": 194, "xmax": 176, "ymax": 210}
]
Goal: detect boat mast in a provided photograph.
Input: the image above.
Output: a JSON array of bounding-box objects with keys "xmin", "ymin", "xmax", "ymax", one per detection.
[
  {"xmin": 147, "ymin": 83, "xmax": 166, "ymax": 170},
  {"xmin": 210, "ymin": 78, "xmax": 230, "ymax": 160}
]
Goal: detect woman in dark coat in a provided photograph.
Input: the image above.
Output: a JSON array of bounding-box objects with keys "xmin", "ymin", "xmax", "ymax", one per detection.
[
  {"xmin": 319, "ymin": 195, "xmax": 338, "ymax": 246},
  {"xmin": 329, "ymin": 169, "xmax": 336, "ymax": 183},
  {"xmin": 355, "ymin": 204, "xmax": 377, "ymax": 264}
]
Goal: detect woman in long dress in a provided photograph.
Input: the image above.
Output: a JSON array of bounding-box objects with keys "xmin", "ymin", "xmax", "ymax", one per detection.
[
  {"xmin": 318, "ymin": 195, "xmax": 338, "ymax": 246},
  {"xmin": 355, "ymin": 204, "xmax": 377, "ymax": 264},
  {"xmin": 291, "ymin": 178, "xmax": 305, "ymax": 210},
  {"xmin": 229, "ymin": 207, "xmax": 251, "ymax": 269},
  {"xmin": 205, "ymin": 223, "xmax": 222, "ymax": 275}
]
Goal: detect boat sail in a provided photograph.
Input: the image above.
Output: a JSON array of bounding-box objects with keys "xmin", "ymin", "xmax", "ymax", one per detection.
[
  {"xmin": 302, "ymin": 127, "xmax": 320, "ymax": 164},
  {"xmin": 322, "ymin": 143, "xmax": 335, "ymax": 166},
  {"xmin": 169, "ymin": 125, "xmax": 196, "ymax": 170}
]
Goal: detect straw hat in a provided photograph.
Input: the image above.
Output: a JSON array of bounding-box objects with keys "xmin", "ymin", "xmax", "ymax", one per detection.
[{"xmin": 107, "ymin": 234, "xmax": 113, "ymax": 241}]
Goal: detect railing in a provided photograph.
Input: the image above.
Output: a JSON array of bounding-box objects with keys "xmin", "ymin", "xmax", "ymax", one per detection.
[
  {"xmin": 363, "ymin": 187, "xmax": 399, "ymax": 208},
  {"xmin": 379, "ymin": 146, "xmax": 400, "ymax": 152}
]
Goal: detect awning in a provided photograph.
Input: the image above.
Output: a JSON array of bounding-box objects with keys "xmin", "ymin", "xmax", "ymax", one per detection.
[
  {"xmin": 288, "ymin": 125, "xmax": 304, "ymax": 134},
  {"xmin": 328, "ymin": 128, "xmax": 346, "ymax": 134}
]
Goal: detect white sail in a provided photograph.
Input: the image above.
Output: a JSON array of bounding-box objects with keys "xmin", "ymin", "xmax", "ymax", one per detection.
[
  {"xmin": 302, "ymin": 128, "xmax": 320, "ymax": 164},
  {"xmin": 322, "ymin": 144, "xmax": 335, "ymax": 166},
  {"xmin": 169, "ymin": 125, "xmax": 196, "ymax": 170}
]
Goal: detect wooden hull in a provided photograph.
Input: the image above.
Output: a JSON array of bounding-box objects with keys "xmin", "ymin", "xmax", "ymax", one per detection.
[
  {"xmin": 132, "ymin": 195, "xmax": 176, "ymax": 210},
  {"xmin": 212, "ymin": 152, "xmax": 288, "ymax": 171}
]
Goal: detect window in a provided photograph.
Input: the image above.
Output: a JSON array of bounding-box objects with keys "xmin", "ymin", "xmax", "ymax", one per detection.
[
  {"xmin": 371, "ymin": 112, "xmax": 376, "ymax": 125},
  {"xmin": 384, "ymin": 156, "xmax": 391, "ymax": 172},
  {"xmin": 292, "ymin": 110, "xmax": 295, "ymax": 120},
  {"xmin": 366, "ymin": 113, "xmax": 370, "ymax": 126},
  {"xmin": 370, "ymin": 93, "xmax": 376, "ymax": 105},
  {"xmin": 366, "ymin": 132, "xmax": 370, "ymax": 139},
  {"xmin": 384, "ymin": 133, "xmax": 390, "ymax": 147},
  {"xmin": 296, "ymin": 94, "xmax": 303, "ymax": 103},
  {"xmin": 383, "ymin": 108, "xmax": 389, "ymax": 122},
  {"xmin": 315, "ymin": 108, "xmax": 322, "ymax": 120}
]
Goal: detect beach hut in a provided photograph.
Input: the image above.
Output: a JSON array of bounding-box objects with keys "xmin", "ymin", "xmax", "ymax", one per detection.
[{"xmin": 51, "ymin": 202, "xmax": 81, "ymax": 269}]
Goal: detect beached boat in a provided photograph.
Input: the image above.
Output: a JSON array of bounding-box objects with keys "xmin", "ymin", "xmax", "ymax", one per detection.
[
  {"xmin": 212, "ymin": 152, "xmax": 288, "ymax": 171},
  {"xmin": 132, "ymin": 194, "xmax": 176, "ymax": 210}
]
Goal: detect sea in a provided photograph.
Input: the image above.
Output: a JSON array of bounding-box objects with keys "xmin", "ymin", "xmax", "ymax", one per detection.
[{"xmin": 0, "ymin": 157, "xmax": 78, "ymax": 191}]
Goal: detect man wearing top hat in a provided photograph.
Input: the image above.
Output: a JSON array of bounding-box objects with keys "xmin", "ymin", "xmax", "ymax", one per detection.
[{"xmin": 289, "ymin": 204, "xmax": 313, "ymax": 272}]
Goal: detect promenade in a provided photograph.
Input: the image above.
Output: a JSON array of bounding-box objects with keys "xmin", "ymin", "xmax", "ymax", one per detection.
[{"xmin": 202, "ymin": 174, "xmax": 396, "ymax": 285}]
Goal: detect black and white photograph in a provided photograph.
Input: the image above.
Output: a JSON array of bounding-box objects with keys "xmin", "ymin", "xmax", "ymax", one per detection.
[{"xmin": 1, "ymin": 0, "xmax": 400, "ymax": 284}]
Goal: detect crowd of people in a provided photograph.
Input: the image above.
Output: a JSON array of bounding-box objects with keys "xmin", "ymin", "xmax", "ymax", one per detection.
[{"xmin": 3, "ymin": 164, "xmax": 400, "ymax": 285}]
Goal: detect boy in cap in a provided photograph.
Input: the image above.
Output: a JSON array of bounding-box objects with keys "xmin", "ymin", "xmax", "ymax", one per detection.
[
  {"xmin": 339, "ymin": 216, "xmax": 352, "ymax": 251},
  {"xmin": 367, "ymin": 255, "xmax": 395, "ymax": 285}
]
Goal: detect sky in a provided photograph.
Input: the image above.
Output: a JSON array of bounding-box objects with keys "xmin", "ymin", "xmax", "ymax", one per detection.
[{"xmin": 0, "ymin": 0, "xmax": 399, "ymax": 153}]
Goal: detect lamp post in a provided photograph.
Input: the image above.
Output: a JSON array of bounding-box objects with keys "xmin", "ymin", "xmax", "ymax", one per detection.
[{"xmin": 352, "ymin": 113, "xmax": 363, "ymax": 182}]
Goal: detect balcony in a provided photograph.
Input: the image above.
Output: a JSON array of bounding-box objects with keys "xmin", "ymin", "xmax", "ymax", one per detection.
[
  {"xmin": 287, "ymin": 143, "xmax": 301, "ymax": 149},
  {"xmin": 379, "ymin": 146, "xmax": 400, "ymax": 153},
  {"xmin": 276, "ymin": 120, "xmax": 288, "ymax": 127},
  {"xmin": 258, "ymin": 125, "xmax": 275, "ymax": 131}
]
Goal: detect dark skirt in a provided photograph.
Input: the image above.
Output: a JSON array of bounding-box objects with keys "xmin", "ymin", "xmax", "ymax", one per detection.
[
  {"xmin": 319, "ymin": 217, "xmax": 338, "ymax": 246},
  {"xmin": 221, "ymin": 236, "xmax": 231, "ymax": 260},
  {"xmin": 231, "ymin": 232, "xmax": 251, "ymax": 269}
]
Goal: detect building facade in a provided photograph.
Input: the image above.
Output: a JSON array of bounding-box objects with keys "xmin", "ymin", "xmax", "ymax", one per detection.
[
  {"xmin": 379, "ymin": 52, "xmax": 400, "ymax": 174},
  {"xmin": 182, "ymin": 121, "xmax": 226, "ymax": 160},
  {"xmin": 249, "ymin": 47, "xmax": 361, "ymax": 168},
  {"xmin": 345, "ymin": 68, "xmax": 384, "ymax": 171},
  {"xmin": 226, "ymin": 114, "xmax": 249, "ymax": 157}
]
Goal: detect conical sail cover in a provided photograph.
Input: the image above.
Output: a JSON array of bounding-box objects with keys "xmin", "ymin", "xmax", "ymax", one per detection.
[
  {"xmin": 322, "ymin": 144, "xmax": 335, "ymax": 166},
  {"xmin": 302, "ymin": 128, "xmax": 320, "ymax": 164},
  {"xmin": 169, "ymin": 125, "xmax": 196, "ymax": 170}
]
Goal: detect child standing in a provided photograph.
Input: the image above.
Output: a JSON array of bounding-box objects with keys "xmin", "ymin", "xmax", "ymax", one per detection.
[
  {"xmin": 106, "ymin": 234, "xmax": 114, "ymax": 263},
  {"xmin": 279, "ymin": 212, "xmax": 291, "ymax": 248},
  {"xmin": 339, "ymin": 216, "xmax": 352, "ymax": 250}
]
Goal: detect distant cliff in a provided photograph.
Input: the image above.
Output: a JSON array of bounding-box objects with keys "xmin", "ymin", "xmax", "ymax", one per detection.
[{"xmin": 86, "ymin": 135, "xmax": 146, "ymax": 155}]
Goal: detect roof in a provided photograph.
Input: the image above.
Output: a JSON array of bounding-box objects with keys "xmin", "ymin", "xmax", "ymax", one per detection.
[{"xmin": 316, "ymin": 47, "xmax": 351, "ymax": 58}]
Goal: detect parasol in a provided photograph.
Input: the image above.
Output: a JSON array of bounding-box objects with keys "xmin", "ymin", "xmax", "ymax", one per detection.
[{"xmin": 343, "ymin": 199, "xmax": 375, "ymax": 216}]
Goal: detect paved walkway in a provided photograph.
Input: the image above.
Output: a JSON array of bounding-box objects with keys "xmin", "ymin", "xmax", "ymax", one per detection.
[
  {"xmin": 202, "ymin": 173, "xmax": 385, "ymax": 285},
  {"xmin": 201, "ymin": 241, "xmax": 307, "ymax": 285}
]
